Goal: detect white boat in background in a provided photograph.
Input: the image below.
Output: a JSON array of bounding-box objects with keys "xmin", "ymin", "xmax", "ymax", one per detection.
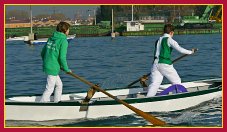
[
  {"xmin": 5, "ymin": 78, "xmax": 222, "ymax": 121},
  {"xmin": 6, "ymin": 36, "xmax": 27, "ymax": 41},
  {"xmin": 24, "ymin": 35, "xmax": 75, "ymax": 45},
  {"xmin": 22, "ymin": 6, "xmax": 75, "ymax": 45}
]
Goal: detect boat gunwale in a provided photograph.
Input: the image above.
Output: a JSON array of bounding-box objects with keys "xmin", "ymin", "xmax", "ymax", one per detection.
[
  {"xmin": 5, "ymin": 85, "xmax": 141, "ymax": 99},
  {"xmin": 5, "ymin": 85, "xmax": 222, "ymax": 106},
  {"xmin": 5, "ymin": 78, "xmax": 221, "ymax": 99}
]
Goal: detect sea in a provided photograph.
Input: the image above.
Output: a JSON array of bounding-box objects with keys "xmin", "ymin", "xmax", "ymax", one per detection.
[{"xmin": 5, "ymin": 34, "xmax": 222, "ymax": 127}]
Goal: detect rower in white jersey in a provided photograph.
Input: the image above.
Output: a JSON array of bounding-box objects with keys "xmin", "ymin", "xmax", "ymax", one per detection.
[{"xmin": 147, "ymin": 24, "xmax": 197, "ymax": 97}]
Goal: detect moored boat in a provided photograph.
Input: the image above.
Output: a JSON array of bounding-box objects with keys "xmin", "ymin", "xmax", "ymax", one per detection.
[
  {"xmin": 23, "ymin": 35, "xmax": 75, "ymax": 45},
  {"xmin": 6, "ymin": 36, "xmax": 27, "ymax": 41},
  {"xmin": 5, "ymin": 78, "xmax": 222, "ymax": 121}
]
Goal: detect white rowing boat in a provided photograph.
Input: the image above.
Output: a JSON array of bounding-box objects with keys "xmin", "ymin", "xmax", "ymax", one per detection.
[{"xmin": 5, "ymin": 78, "xmax": 222, "ymax": 121}]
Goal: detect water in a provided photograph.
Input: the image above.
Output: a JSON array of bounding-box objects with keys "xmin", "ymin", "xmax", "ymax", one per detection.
[{"xmin": 5, "ymin": 34, "xmax": 222, "ymax": 127}]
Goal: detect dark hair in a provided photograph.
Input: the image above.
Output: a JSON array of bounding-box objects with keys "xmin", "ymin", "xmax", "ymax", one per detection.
[
  {"xmin": 164, "ymin": 24, "xmax": 175, "ymax": 34},
  {"xmin": 56, "ymin": 22, "xmax": 70, "ymax": 33}
]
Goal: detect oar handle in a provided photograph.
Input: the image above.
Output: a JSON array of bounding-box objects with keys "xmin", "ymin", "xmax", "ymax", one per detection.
[
  {"xmin": 68, "ymin": 72, "xmax": 166, "ymax": 126},
  {"xmin": 127, "ymin": 50, "xmax": 197, "ymax": 88},
  {"xmin": 172, "ymin": 48, "xmax": 198, "ymax": 63}
]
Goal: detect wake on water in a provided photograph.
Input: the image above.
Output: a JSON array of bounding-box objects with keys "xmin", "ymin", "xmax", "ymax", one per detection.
[{"xmin": 5, "ymin": 97, "xmax": 222, "ymax": 127}]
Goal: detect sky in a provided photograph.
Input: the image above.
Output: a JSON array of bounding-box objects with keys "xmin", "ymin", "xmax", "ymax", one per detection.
[{"xmin": 5, "ymin": 5, "xmax": 99, "ymax": 19}]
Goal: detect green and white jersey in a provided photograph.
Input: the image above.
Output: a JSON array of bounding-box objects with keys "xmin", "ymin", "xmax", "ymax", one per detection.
[{"xmin": 154, "ymin": 33, "xmax": 193, "ymax": 65}]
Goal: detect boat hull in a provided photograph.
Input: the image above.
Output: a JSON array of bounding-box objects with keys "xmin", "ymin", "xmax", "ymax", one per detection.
[
  {"xmin": 6, "ymin": 36, "xmax": 27, "ymax": 41},
  {"xmin": 6, "ymin": 78, "xmax": 222, "ymax": 121}
]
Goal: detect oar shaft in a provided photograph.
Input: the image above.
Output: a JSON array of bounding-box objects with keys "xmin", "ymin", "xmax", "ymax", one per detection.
[
  {"xmin": 68, "ymin": 72, "xmax": 166, "ymax": 126},
  {"xmin": 172, "ymin": 54, "xmax": 188, "ymax": 63}
]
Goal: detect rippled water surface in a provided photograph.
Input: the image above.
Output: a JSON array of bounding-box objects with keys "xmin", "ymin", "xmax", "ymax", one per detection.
[{"xmin": 5, "ymin": 34, "xmax": 222, "ymax": 127}]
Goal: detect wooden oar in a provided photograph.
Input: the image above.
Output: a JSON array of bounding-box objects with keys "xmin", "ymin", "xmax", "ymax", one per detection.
[
  {"xmin": 172, "ymin": 54, "xmax": 188, "ymax": 63},
  {"xmin": 126, "ymin": 50, "xmax": 197, "ymax": 88},
  {"xmin": 68, "ymin": 72, "xmax": 166, "ymax": 126}
]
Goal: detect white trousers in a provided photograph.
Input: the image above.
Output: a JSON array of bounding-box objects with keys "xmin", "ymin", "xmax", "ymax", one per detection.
[
  {"xmin": 40, "ymin": 75, "xmax": 63, "ymax": 102},
  {"xmin": 146, "ymin": 63, "xmax": 181, "ymax": 97}
]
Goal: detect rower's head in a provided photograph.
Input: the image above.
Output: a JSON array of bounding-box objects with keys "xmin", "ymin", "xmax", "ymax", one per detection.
[
  {"xmin": 164, "ymin": 24, "xmax": 175, "ymax": 37},
  {"xmin": 56, "ymin": 22, "xmax": 70, "ymax": 35}
]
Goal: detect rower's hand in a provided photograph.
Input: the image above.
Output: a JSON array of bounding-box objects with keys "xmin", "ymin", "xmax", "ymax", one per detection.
[
  {"xmin": 66, "ymin": 69, "xmax": 72, "ymax": 74},
  {"xmin": 61, "ymin": 68, "xmax": 72, "ymax": 74},
  {"xmin": 191, "ymin": 48, "xmax": 198, "ymax": 54}
]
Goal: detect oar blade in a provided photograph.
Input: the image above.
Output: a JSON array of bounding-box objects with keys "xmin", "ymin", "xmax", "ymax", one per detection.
[
  {"xmin": 119, "ymin": 98, "xmax": 166, "ymax": 126},
  {"xmin": 139, "ymin": 111, "xmax": 166, "ymax": 126}
]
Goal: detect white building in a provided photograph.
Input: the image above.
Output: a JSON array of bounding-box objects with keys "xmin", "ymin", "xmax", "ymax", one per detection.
[{"xmin": 125, "ymin": 21, "xmax": 144, "ymax": 31}]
